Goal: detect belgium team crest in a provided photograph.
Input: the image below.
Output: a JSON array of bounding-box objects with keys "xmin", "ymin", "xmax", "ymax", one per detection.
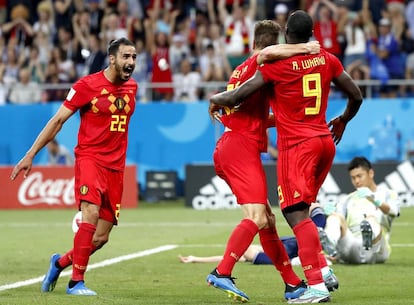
[
  {"xmin": 115, "ymin": 97, "xmax": 126, "ymax": 110},
  {"xmin": 80, "ymin": 185, "xmax": 89, "ymax": 195}
]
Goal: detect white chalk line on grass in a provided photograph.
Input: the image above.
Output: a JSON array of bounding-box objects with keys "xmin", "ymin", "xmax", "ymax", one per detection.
[{"xmin": 0, "ymin": 244, "xmax": 177, "ymax": 292}]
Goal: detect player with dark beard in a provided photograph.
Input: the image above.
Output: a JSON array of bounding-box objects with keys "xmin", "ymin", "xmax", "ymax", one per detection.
[{"xmin": 11, "ymin": 38, "xmax": 137, "ymax": 296}]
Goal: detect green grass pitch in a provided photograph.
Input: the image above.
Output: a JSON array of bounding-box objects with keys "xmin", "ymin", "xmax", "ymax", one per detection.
[{"xmin": 0, "ymin": 200, "xmax": 412, "ymax": 305}]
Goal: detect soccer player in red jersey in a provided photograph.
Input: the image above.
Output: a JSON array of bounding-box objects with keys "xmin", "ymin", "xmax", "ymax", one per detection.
[
  {"xmin": 210, "ymin": 11, "xmax": 363, "ymax": 303},
  {"xmin": 10, "ymin": 38, "xmax": 138, "ymax": 296},
  {"xmin": 206, "ymin": 20, "xmax": 322, "ymax": 303}
]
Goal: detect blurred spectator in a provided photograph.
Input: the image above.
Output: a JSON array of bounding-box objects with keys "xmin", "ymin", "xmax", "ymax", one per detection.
[
  {"xmin": 1, "ymin": 4, "xmax": 34, "ymax": 49},
  {"xmin": 124, "ymin": 0, "xmax": 145, "ymax": 19},
  {"xmin": 148, "ymin": 0, "xmax": 175, "ymax": 34},
  {"xmin": 404, "ymin": 53, "xmax": 414, "ymax": 96},
  {"xmin": 115, "ymin": 0, "xmax": 134, "ymax": 31},
  {"xmin": 342, "ymin": 12, "xmax": 369, "ymax": 81},
  {"xmin": 385, "ymin": 0, "xmax": 406, "ymax": 42},
  {"xmin": 309, "ymin": 0, "xmax": 342, "ymax": 59},
  {"xmin": 132, "ymin": 38, "xmax": 151, "ymax": 102},
  {"xmin": 366, "ymin": 39, "xmax": 390, "ymax": 91},
  {"xmin": 400, "ymin": 2, "xmax": 414, "ymax": 97},
  {"xmin": 100, "ymin": 12, "xmax": 128, "ymax": 46},
  {"xmin": 21, "ymin": 44, "xmax": 46, "ymax": 83},
  {"xmin": 53, "ymin": 0, "xmax": 75, "ymax": 39},
  {"xmin": 0, "ymin": 35, "xmax": 5, "ymax": 61},
  {"xmin": 1, "ymin": 45, "xmax": 21, "ymax": 86},
  {"xmin": 128, "ymin": 13, "xmax": 146, "ymax": 43},
  {"xmin": 47, "ymin": 138, "xmax": 74, "ymax": 166},
  {"xmin": 72, "ymin": 9, "xmax": 93, "ymax": 75},
  {"xmin": 86, "ymin": 0, "xmax": 105, "ymax": 35},
  {"xmin": 42, "ymin": 61, "xmax": 68, "ymax": 102},
  {"xmin": 33, "ymin": 1, "xmax": 55, "ymax": 44},
  {"xmin": 0, "ymin": 0, "xmax": 5, "ymax": 25},
  {"xmin": 199, "ymin": 23, "xmax": 232, "ymax": 82},
  {"xmin": 273, "ymin": 3, "xmax": 289, "ymax": 44},
  {"xmin": 194, "ymin": 22, "xmax": 209, "ymax": 55},
  {"xmin": 406, "ymin": 0, "xmax": 414, "ymax": 42},
  {"xmin": 193, "ymin": 0, "xmax": 216, "ymax": 25},
  {"xmin": 33, "ymin": 32, "xmax": 53, "ymax": 67},
  {"xmin": 50, "ymin": 46, "xmax": 76, "ymax": 83},
  {"xmin": 81, "ymin": 34, "xmax": 106, "ymax": 76},
  {"xmin": 376, "ymin": 18, "xmax": 405, "ymax": 97},
  {"xmin": 145, "ymin": 3, "xmax": 178, "ymax": 101},
  {"xmin": 169, "ymin": 34, "xmax": 191, "ymax": 73},
  {"xmin": 218, "ymin": 0, "xmax": 257, "ymax": 69},
  {"xmin": 353, "ymin": 0, "xmax": 386, "ymax": 25},
  {"xmin": 172, "ymin": 58, "xmax": 202, "ymax": 102},
  {"xmin": 55, "ymin": 25, "xmax": 83, "ymax": 70},
  {"xmin": 199, "ymin": 43, "xmax": 226, "ymax": 82},
  {"xmin": 8, "ymin": 67, "xmax": 42, "ymax": 104},
  {"xmin": 264, "ymin": 0, "xmax": 303, "ymax": 19}
]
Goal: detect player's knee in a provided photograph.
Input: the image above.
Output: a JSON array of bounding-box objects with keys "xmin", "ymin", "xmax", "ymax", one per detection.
[
  {"xmin": 248, "ymin": 214, "xmax": 268, "ymax": 229},
  {"xmin": 93, "ymin": 235, "xmax": 109, "ymax": 249}
]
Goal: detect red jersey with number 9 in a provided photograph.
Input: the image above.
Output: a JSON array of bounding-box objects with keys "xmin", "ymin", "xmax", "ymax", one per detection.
[
  {"xmin": 258, "ymin": 49, "xmax": 343, "ymax": 151},
  {"xmin": 220, "ymin": 54, "xmax": 272, "ymax": 152},
  {"xmin": 63, "ymin": 71, "xmax": 137, "ymax": 170}
]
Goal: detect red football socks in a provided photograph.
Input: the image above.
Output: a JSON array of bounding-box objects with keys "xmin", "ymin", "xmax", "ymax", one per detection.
[
  {"xmin": 58, "ymin": 249, "xmax": 74, "ymax": 269},
  {"xmin": 259, "ymin": 227, "xmax": 301, "ymax": 286},
  {"xmin": 293, "ymin": 218, "xmax": 324, "ymax": 286},
  {"xmin": 71, "ymin": 222, "xmax": 96, "ymax": 281},
  {"xmin": 217, "ymin": 218, "xmax": 258, "ymax": 275}
]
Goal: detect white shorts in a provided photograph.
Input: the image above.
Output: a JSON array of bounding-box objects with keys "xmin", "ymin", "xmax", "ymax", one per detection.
[{"xmin": 336, "ymin": 229, "xmax": 390, "ymax": 264}]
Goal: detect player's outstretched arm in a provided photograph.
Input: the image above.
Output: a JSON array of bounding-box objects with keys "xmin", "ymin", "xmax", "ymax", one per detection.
[
  {"xmin": 10, "ymin": 105, "xmax": 74, "ymax": 180},
  {"xmin": 257, "ymin": 41, "xmax": 320, "ymax": 64},
  {"xmin": 328, "ymin": 71, "xmax": 363, "ymax": 144},
  {"xmin": 209, "ymin": 70, "xmax": 266, "ymax": 107},
  {"xmin": 178, "ymin": 255, "xmax": 223, "ymax": 263}
]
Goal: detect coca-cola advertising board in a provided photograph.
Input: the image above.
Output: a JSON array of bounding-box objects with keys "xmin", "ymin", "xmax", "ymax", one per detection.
[{"xmin": 0, "ymin": 165, "xmax": 138, "ymax": 209}]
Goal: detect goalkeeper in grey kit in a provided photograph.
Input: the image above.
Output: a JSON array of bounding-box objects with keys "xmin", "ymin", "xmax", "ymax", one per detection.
[{"xmin": 321, "ymin": 157, "xmax": 400, "ymax": 264}]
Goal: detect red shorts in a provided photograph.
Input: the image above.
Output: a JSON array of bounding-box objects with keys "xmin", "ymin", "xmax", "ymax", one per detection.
[
  {"xmin": 214, "ymin": 132, "xmax": 267, "ymax": 204},
  {"xmin": 277, "ymin": 135, "xmax": 335, "ymax": 210},
  {"xmin": 75, "ymin": 158, "xmax": 124, "ymax": 224}
]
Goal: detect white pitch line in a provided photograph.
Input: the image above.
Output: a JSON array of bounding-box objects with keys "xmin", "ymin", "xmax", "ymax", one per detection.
[{"xmin": 0, "ymin": 244, "xmax": 177, "ymax": 292}]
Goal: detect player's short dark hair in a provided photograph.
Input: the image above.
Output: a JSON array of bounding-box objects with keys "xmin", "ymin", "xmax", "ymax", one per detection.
[
  {"xmin": 107, "ymin": 38, "xmax": 135, "ymax": 56},
  {"xmin": 254, "ymin": 20, "xmax": 280, "ymax": 49},
  {"xmin": 286, "ymin": 10, "xmax": 313, "ymax": 43},
  {"xmin": 348, "ymin": 156, "xmax": 373, "ymax": 171}
]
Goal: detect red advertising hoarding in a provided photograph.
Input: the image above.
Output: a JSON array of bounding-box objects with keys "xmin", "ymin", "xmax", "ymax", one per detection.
[{"xmin": 0, "ymin": 165, "xmax": 138, "ymax": 209}]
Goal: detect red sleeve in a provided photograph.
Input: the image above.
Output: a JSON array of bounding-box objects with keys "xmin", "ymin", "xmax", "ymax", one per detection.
[
  {"xmin": 328, "ymin": 51, "xmax": 344, "ymax": 78},
  {"xmin": 63, "ymin": 78, "xmax": 93, "ymax": 111},
  {"xmin": 258, "ymin": 62, "xmax": 277, "ymax": 84}
]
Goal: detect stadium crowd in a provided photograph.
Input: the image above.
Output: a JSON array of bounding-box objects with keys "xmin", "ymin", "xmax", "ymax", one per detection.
[{"xmin": 1, "ymin": 0, "xmax": 414, "ymax": 104}]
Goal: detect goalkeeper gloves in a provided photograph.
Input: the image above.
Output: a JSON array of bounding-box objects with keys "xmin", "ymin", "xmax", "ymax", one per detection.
[{"xmin": 357, "ymin": 187, "xmax": 381, "ymax": 207}]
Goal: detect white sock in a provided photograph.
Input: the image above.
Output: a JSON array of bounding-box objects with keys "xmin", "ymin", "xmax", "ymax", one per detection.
[
  {"xmin": 366, "ymin": 219, "xmax": 381, "ymax": 240},
  {"xmin": 310, "ymin": 283, "xmax": 329, "ymax": 292},
  {"xmin": 324, "ymin": 216, "xmax": 341, "ymax": 246},
  {"xmin": 320, "ymin": 266, "xmax": 330, "ymax": 277}
]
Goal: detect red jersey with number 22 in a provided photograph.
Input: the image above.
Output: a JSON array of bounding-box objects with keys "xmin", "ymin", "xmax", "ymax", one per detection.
[
  {"xmin": 258, "ymin": 49, "xmax": 343, "ymax": 150},
  {"xmin": 63, "ymin": 71, "xmax": 137, "ymax": 171},
  {"xmin": 220, "ymin": 54, "xmax": 272, "ymax": 152}
]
